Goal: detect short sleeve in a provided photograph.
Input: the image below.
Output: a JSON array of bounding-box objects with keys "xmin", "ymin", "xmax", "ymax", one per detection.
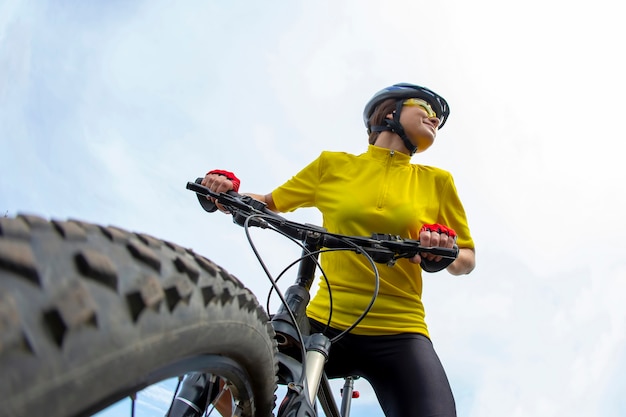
[
  {"xmin": 271, "ymin": 153, "xmax": 324, "ymax": 213},
  {"xmin": 439, "ymin": 175, "xmax": 475, "ymax": 249}
]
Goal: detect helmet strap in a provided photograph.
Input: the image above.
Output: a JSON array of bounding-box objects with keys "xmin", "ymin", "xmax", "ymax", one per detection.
[
  {"xmin": 372, "ymin": 100, "xmax": 417, "ymax": 155},
  {"xmin": 385, "ymin": 100, "xmax": 417, "ymax": 155}
]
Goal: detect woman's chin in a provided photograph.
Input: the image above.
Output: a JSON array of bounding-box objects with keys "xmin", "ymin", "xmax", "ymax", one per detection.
[{"xmin": 414, "ymin": 137, "xmax": 435, "ymax": 153}]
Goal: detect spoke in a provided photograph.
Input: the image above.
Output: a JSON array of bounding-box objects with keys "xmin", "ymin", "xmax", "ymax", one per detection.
[
  {"xmin": 210, "ymin": 384, "xmax": 235, "ymax": 417},
  {"xmin": 166, "ymin": 376, "xmax": 185, "ymax": 416},
  {"xmin": 129, "ymin": 393, "xmax": 136, "ymax": 417},
  {"xmin": 232, "ymin": 402, "xmax": 244, "ymax": 417}
]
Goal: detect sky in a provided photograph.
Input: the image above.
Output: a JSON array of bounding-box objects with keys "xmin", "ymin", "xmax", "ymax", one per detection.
[{"xmin": 1, "ymin": 1, "xmax": 625, "ymax": 416}]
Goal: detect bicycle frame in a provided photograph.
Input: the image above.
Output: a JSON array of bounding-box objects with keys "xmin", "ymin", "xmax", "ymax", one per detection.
[{"xmin": 185, "ymin": 180, "xmax": 458, "ymax": 417}]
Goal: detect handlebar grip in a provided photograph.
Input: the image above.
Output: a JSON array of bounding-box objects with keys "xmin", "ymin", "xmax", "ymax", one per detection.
[
  {"xmin": 193, "ymin": 178, "xmax": 219, "ymax": 213},
  {"xmin": 424, "ymin": 245, "xmax": 459, "ymax": 259},
  {"xmin": 188, "ymin": 178, "xmax": 246, "ymax": 214}
]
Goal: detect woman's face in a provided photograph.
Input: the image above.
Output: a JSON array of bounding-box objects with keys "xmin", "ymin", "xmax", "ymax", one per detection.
[{"xmin": 397, "ymin": 100, "xmax": 441, "ymax": 153}]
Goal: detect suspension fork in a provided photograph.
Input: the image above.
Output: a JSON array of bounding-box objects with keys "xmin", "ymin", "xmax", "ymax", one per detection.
[
  {"xmin": 303, "ymin": 333, "xmax": 331, "ymax": 403},
  {"xmin": 271, "ymin": 229, "xmax": 333, "ymax": 405}
]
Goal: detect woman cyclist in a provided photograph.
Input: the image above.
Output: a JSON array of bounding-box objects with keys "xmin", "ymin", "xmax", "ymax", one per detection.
[{"xmin": 202, "ymin": 83, "xmax": 476, "ymax": 417}]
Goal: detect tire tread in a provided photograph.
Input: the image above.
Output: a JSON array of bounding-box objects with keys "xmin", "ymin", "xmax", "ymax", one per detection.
[{"xmin": 0, "ymin": 214, "xmax": 278, "ymax": 417}]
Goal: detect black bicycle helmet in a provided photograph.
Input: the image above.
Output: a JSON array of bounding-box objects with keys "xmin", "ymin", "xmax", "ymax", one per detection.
[
  {"xmin": 363, "ymin": 82, "xmax": 450, "ymax": 130},
  {"xmin": 362, "ymin": 83, "xmax": 450, "ymax": 155}
]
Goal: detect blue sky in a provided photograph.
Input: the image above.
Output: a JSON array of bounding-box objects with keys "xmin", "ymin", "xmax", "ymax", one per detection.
[{"xmin": 2, "ymin": 1, "xmax": 626, "ymax": 416}]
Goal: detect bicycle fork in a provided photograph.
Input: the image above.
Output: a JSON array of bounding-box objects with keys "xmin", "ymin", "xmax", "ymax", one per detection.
[
  {"xmin": 278, "ymin": 333, "xmax": 331, "ymax": 417},
  {"xmin": 303, "ymin": 333, "xmax": 331, "ymax": 403},
  {"xmin": 275, "ymin": 231, "xmax": 335, "ymax": 416},
  {"xmin": 305, "ymin": 337, "xmax": 360, "ymax": 417}
]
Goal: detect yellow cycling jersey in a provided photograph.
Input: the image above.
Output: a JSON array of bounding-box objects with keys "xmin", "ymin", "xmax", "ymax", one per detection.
[{"xmin": 271, "ymin": 145, "xmax": 474, "ymax": 336}]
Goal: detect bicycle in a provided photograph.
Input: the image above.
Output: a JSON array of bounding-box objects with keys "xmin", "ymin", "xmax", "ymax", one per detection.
[{"xmin": 0, "ymin": 179, "xmax": 458, "ymax": 417}]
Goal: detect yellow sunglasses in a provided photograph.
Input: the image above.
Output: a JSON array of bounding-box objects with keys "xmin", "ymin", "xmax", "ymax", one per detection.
[{"xmin": 403, "ymin": 98, "xmax": 438, "ymax": 119}]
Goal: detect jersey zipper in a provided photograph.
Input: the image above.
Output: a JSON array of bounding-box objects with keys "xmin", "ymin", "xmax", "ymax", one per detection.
[{"xmin": 376, "ymin": 150, "xmax": 395, "ymax": 209}]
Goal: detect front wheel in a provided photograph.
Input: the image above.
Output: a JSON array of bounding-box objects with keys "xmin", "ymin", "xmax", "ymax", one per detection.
[{"xmin": 0, "ymin": 214, "xmax": 278, "ymax": 417}]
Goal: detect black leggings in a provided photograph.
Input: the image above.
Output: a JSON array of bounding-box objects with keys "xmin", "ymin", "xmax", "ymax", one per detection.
[{"xmin": 309, "ymin": 320, "xmax": 456, "ymax": 417}]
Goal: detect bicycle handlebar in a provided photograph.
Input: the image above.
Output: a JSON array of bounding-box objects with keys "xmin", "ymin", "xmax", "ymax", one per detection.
[{"xmin": 186, "ymin": 180, "xmax": 459, "ymax": 264}]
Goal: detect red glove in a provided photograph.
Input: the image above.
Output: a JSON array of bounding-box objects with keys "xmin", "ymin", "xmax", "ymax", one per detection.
[
  {"xmin": 419, "ymin": 223, "xmax": 458, "ymax": 273},
  {"xmin": 207, "ymin": 169, "xmax": 241, "ymax": 192},
  {"xmin": 419, "ymin": 223, "xmax": 457, "ymax": 239}
]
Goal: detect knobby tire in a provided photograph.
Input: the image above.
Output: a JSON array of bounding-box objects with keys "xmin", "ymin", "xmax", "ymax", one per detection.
[{"xmin": 0, "ymin": 214, "xmax": 278, "ymax": 417}]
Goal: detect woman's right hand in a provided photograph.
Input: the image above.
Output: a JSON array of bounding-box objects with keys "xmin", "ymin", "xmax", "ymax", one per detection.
[
  {"xmin": 201, "ymin": 170, "xmax": 278, "ymax": 213},
  {"xmin": 201, "ymin": 170, "xmax": 241, "ymax": 212}
]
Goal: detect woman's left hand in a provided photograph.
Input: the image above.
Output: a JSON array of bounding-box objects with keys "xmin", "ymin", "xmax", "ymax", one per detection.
[{"xmin": 409, "ymin": 224, "xmax": 457, "ymax": 265}]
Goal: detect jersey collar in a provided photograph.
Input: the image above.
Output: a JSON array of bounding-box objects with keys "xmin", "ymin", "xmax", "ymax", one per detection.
[{"xmin": 367, "ymin": 144, "xmax": 412, "ymax": 165}]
